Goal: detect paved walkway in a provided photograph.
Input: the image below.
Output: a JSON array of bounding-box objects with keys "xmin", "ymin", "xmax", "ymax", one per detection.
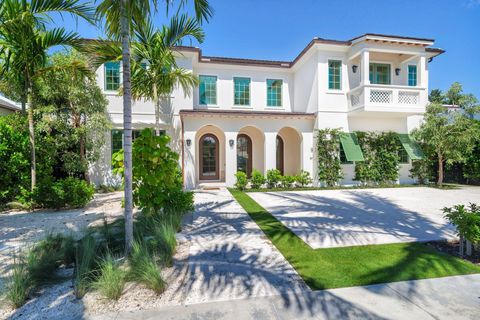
[
  {"xmin": 248, "ymin": 187, "xmax": 480, "ymax": 249},
  {"xmin": 89, "ymin": 274, "xmax": 480, "ymax": 319},
  {"xmin": 174, "ymin": 189, "xmax": 307, "ymax": 304}
]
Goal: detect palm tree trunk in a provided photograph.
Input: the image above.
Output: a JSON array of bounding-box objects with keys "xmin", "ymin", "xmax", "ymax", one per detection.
[
  {"xmin": 26, "ymin": 82, "xmax": 36, "ymax": 192},
  {"xmin": 121, "ymin": 0, "xmax": 134, "ymax": 255},
  {"xmin": 437, "ymin": 153, "xmax": 444, "ymax": 186}
]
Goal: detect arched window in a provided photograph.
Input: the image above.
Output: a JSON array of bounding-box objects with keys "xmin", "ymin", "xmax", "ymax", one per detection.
[
  {"xmin": 276, "ymin": 135, "xmax": 284, "ymax": 175},
  {"xmin": 237, "ymin": 134, "xmax": 252, "ymax": 177},
  {"xmin": 199, "ymin": 134, "xmax": 219, "ymax": 180}
]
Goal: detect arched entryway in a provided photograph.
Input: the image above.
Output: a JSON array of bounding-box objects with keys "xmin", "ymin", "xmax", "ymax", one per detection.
[
  {"xmin": 199, "ymin": 133, "xmax": 219, "ymax": 180},
  {"xmin": 277, "ymin": 127, "xmax": 302, "ymax": 175},
  {"xmin": 276, "ymin": 135, "xmax": 284, "ymax": 175},
  {"xmin": 237, "ymin": 134, "xmax": 252, "ymax": 177}
]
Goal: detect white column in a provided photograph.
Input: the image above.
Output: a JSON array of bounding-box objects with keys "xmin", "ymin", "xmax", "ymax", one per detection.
[
  {"xmin": 361, "ymin": 50, "xmax": 370, "ymax": 86},
  {"xmin": 301, "ymin": 132, "xmax": 314, "ymax": 176},
  {"xmin": 183, "ymin": 131, "xmax": 196, "ymax": 190},
  {"xmin": 419, "ymin": 55, "xmax": 428, "ymax": 88},
  {"xmin": 264, "ymin": 132, "xmax": 277, "ymax": 173},
  {"xmin": 224, "ymin": 131, "xmax": 237, "ymax": 187}
]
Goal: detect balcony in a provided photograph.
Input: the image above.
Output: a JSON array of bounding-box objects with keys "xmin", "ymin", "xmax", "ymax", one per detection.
[{"xmin": 348, "ymin": 84, "xmax": 427, "ymax": 114}]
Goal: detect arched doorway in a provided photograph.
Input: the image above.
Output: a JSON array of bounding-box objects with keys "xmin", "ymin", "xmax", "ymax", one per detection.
[
  {"xmin": 237, "ymin": 134, "xmax": 252, "ymax": 177},
  {"xmin": 199, "ymin": 133, "xmax": 219, "ymax": 180},
  {"xmin": 276, "ymin": 135, "xmax": 284, "ymax": 175}
]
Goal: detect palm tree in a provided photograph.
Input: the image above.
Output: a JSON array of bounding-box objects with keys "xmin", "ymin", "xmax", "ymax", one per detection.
[
  {"xmin": 95, "ymin": 0, "xmax": 212, "ymax": 255},
  {"xmin": 0, "ymin": 0, "xmax": 95, "ymax": 191},
  {"xmin": 132, "ymin": 16, "xmax": 204, "ymax": 135}
]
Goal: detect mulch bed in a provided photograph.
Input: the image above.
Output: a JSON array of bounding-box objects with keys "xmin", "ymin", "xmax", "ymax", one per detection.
[{"xmin": 426, "ymin": 240, "xmax": 480, "ymax": 265}]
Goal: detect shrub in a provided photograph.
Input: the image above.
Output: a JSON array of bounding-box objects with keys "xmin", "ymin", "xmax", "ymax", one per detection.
[
  {"xmin": 129, "ymin": 242, "xmax": 165, "ymax": 294},
  {"xmin": 74, "ymin": 235, "xmax": 97, "ymax": 298},
  {"xmin": 295, "ymin": 170, "xmax": 312, "ymax": 187},
  {"xmin": 443, "ymin": 203, "xmax": 480, "ymax": 244},
  {"xmin": 280, "ymin": 175, "xmax": 295, "ymax": 188},
  {"xmin": 5, "ymin": 259, "xmax": 33, "ymax": 308},
  {"xmin": 266, "ymin": 169, "xmax": 282, "ymax": 188},
  {"xmin": 94, "ymin": 254, "xmax": 126, "ymax": 300},
  {"xmin": 163, "ymin": 189, "xmax": 194, "ymax": 216},
  {"xmin": 32, "ymin": 177, "xmax": 94, "ymax": 209},
  {"xmin": 409, "ymin": 160, "xmax": 434, "ymax": 185},
  {"xmin": 316, "ymin": 129, "xmax": 343, "ymax": 186},
  {"xmin": 250, "ymin": 170, "xmax": 265, "ymax": 189},
  {"xmin": 235, "ymin": 171, "xmax": 248, "ymax": 190}
]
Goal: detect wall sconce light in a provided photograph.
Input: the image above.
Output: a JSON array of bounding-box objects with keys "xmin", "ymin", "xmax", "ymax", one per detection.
[
  {"xmin": 395, "ymin": 68, "xmax": 401, "ymax": 76},
  {"xmin": 229, "ymin": 139, "xmax": 234, "ymax": 147},
  {"xmin": 186, "ymin": 139, "xmax": 191, "ymax": 147},
  {"xmin": 352, "ymin": 65, "xmax": 358, "ymax": 73}
]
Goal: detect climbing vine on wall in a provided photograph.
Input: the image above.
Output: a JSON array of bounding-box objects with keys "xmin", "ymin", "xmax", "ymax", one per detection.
[
  {"xmin": 354, "ymin": 131, "xmax": 401, "ymax": 184},
  {"xmin": 316, "ymin": 129, "xmax": 343, "ymax": 186}
]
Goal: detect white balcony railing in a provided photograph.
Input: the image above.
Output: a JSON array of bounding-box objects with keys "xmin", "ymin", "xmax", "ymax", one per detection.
[{"xmin": 348, "ymin": 84, "xmax": 427, "ymax": 112}]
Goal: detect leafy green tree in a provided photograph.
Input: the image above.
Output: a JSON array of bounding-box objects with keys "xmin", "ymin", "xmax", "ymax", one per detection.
[
  {"xmin": 412, "ymin": 104, "xmax": 478, "ymax": 186},
  {"xmin": 0, "ymin": 0, "xmax": 95, "ymax": 190},
  {"xmin": 34, "ymin": 50, "xmax": 109, "ymax": 181},
  {"xmin": 95, "ymin": 0, "xmax": 213, "ymax": 254},
  {"xmin": 429, "ymin": 89, "xmax": 446, "ymax": 104}
]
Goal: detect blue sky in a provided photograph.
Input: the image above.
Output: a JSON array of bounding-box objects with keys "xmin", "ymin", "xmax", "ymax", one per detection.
[{"xmin": 59, "ymin": 0, "xmax": 480, "ymax": 98}]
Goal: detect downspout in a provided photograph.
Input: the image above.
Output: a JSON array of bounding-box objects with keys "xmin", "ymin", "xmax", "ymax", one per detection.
[{"xmin": 180, "ymin": 113, "xmax": 185, "ymax": 187}]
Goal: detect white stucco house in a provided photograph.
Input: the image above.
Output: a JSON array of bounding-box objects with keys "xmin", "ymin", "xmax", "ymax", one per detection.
[
  {"xmin": 91, "ymin": 33, "xmax": 444, "ymax": 189},
  {"xmin": 0, "ymin": 95, "xmax": 21, "ymax": 116}
]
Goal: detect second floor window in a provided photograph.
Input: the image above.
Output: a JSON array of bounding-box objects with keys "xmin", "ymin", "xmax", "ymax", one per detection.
[
  {"xmin": 105, "ymin": 62, "xmax": 120, "ymax": 91},
  {"xmin": 199, "ymin": 75, "xmax": 217, "ymax": 105},
  {"xmin": 267, "ymin": 79, "xmax": 282, "ymax": 107},
  {"xmin": 408, "ymin": 65, "xmax": 417, "ymax": 86},
  {"xmin": 328, "ymin": 60, "xmax": 342, "ymax": 90},
  {"xmin": 234, "ymin": 77, "xmax": 250, "ymax": 106},
  {"xmin": 369, "ymin": 63, "xmax": 391, "ymax": 85}
]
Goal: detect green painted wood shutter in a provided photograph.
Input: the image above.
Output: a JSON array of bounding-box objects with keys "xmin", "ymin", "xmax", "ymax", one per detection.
[
  {"xmin": 397, "ymin": 134, "xmax": 424, "ymax": 160},
  {"xmin": 339, "ymin": 133, "xmax": 364, "ymax": 162}
]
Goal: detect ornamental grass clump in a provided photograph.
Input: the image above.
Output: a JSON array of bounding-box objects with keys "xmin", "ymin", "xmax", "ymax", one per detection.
[
  {"xmin": 129, "ymin": 242, "xmax": 166, "ymax": 294},
  {"xmin": 94, "ymin": 253, "xmax": 126, "ymax": 300},
  {"xmin": 4, "ymin": 258, "xmax": 34, "ymax": 308},
  {"xmin": 74, "ymin": 235, "xmax": 98, "ymax": 298}
]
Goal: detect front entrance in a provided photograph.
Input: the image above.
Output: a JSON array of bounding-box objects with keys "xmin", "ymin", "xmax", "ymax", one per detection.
[
  {"xmin": 199, "ymin": 133, "xmax": 219, "ymax": 180},
  {"xmin": 237, "ymin": 134, "xmax": 252, "ymax": 177}
]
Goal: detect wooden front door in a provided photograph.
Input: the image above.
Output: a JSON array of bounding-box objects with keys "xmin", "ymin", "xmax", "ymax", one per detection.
[
  {"xmin": 199, "ymin": 134, "xmax": 219, "ymax": 180},
  {"xmin": 237, "ymin": 134, "xmax": 252, "ymax": 177},
  {"xmin": 276, "ymin": 135, "xmax": 284, "ymax": 175}
]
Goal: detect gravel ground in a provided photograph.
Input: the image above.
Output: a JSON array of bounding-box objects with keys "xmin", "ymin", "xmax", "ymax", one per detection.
[{"xmin": 1, "ymin": 188, "xmax": 305, "ymax": 319}]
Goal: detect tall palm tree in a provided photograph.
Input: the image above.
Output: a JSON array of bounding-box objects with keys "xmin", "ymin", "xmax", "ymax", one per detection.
[
  {"xmin": 95, "ymin": 0, "xmax": 212, "ymax": 255},
  {"xmin": 132, "ymin": 16, "xmax": 204, "ymax": 135},
  {"xmin": 0, "ymin": 0, "xmax": 95, "ymax": 191}
]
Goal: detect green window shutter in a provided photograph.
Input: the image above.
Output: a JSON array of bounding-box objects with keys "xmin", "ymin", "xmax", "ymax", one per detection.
[
  {"xmin": 199, "ymin": 75, "xmax": 217, "ymax": 105},
  {"xmin": 339, "ymin": 133, "xmax": 364, "ymax": 162},
  {"xmin": 267, "ymin": 79, "xmax": 282, "ymax": 106},
  {"xmin": 397, "ymin": 134, "xmax": 424, "ymax": 160}
]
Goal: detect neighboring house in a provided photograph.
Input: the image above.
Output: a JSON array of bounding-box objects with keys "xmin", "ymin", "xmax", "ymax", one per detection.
[
  {"xmin": 0, "ymin": 95, "xmax": 21, "ymax": 115},
  {"xmin": 92, "ymin": 33, "xmax": 444, "ymax": 189}
]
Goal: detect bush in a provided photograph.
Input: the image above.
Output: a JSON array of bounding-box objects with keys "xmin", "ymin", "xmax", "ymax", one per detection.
[
  {"xmin": 94, "ymin": 254, "xmax": 126, "ymax": 300},
  {"xmin": 295, "ymin": 170, "xmax": 312, "ymax": 187},
  {"xmin": 250, "ymin": 170, "xmax": 265, "ymax": 189},
  {"xmin": 32, "ymin": 177, "xmax": 94, "ymax": 209},
  {"xmin": 409, "ymin": 160, "xmax": 434, "ymax": 185},
  {"xmin": 443, "ymin": 203, "xmax": 480, "ymax": 244},
  {"xmin": 234, "ymin": 171, "xmax": 248, "ymax": 190},
  {"xmin": 5, "ymin": 259, "xmax": 33, "ymax": 308},
  {"xmin": 266, "ymin": 169, "xmax": 282, "ymax": 188},
  {"xmin": 129, "ymin": 242, "xmax": 165, "ymax": 294},
  {"xmin": 280, "ymin": 175, "xmax": 295, "ymax": 188},
  {"xmin": 316, "ymin": 129, "xmax": 343, "ymax": 186}
]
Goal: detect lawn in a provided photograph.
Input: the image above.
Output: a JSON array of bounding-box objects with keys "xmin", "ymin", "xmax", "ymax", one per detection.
[{"xmin": 229, "ymin": 189, "xmax": 480, "ymax": 290}]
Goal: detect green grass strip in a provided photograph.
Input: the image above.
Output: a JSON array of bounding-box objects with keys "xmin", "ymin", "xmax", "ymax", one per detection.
[{"xmin": 229, "ymin": 189, "xmax": 480, "ymax": 290}]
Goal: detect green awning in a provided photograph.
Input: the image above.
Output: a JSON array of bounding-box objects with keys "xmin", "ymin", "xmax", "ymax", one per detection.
[
  {"xmin": 339, "ymin": 133, "xmax": 364, "ymax": 162},
  {"xmin": 397, "ymin": 134, "xmax": 424, "ymax": 160}
]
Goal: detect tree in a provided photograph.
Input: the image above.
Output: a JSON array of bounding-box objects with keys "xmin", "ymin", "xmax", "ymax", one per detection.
[
  {"xmin": 429, "ymin": 89, "xmax": 446, "ymax": 104},
  {"xmin": 95, "ymin": 0, "xmax": 213, "ymax": 255},
  {"xmin": 0, "ymin": 0, "xmax": 95, "ymax": 191},
  {"xmin": 412, "ymin": 104, "xmax": 478, "ymax": 186},
  {"xmin": 34, "ymin": 50, "xmax": 109, "ymax": 181}
]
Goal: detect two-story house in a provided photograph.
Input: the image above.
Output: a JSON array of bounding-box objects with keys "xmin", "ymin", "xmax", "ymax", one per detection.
[{"xmin": 91, "ymin": 33, "xmax": 444, "ymax": 189}]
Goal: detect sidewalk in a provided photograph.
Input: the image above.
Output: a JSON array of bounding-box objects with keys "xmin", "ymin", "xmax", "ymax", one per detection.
[{"xmin": 89, "ymin": 274, "xmax": 480, "ymax": 320}]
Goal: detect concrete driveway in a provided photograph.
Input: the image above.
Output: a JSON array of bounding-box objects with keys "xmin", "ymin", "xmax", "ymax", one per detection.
[{"xmin": 249, "ymin": 186, "xmax": 480, "ymax": 249}]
